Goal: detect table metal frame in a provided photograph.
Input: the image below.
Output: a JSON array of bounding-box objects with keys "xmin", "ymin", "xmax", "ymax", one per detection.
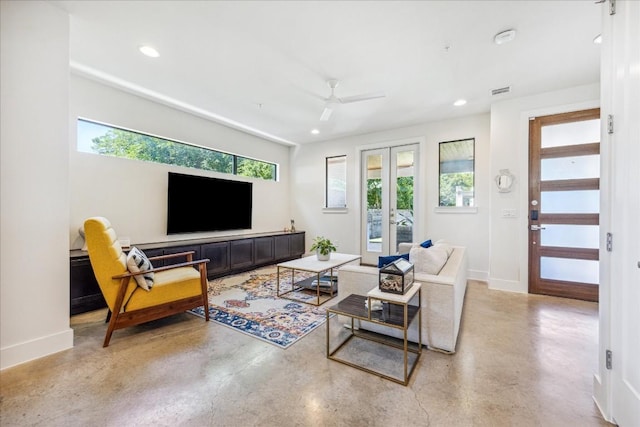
[{"xmin": 326, "ymin": 284, "xmax": 422, "ymax": 385}]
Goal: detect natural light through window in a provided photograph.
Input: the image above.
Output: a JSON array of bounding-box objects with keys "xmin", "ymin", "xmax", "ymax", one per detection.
[
  {"xmin": 326, "ymin": 155, "xmax": 347, "ymax": 209},
  {"xmin": 439, "ymin": 138, "xmax": 475, "ymax": 207},
  {"xmin": 76, "ymin": 118, "xmax": 277, "ymax": 181}
]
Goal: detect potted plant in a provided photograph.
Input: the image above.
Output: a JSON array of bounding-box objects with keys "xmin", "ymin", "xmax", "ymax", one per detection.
[{"xmin": 310, "ymin": 236, "xmax": 336, "ymax": 261}]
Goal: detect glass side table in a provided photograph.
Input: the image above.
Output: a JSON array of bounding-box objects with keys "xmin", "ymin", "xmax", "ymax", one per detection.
[{"xmin": 325, "ymin": 283, "xmax": 422, "ymax": 385}]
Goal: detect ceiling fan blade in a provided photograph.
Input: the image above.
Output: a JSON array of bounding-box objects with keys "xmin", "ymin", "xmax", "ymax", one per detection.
[
  {"xmin": 320, "ymin": 106, "xmax": 333, "ymax": 121},
  {"xmin": 339, "ymin": 91, "xmax": 386, "ymax": 104}
]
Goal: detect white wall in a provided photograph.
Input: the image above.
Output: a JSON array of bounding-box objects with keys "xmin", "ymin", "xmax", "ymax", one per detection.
[
  {"xmin": 1, "ymin": 1, "xmax": 74, "ymax": 370},
  {"xmin": 291, "ymin": 114, "xmax": 491, "ymax": 279},
  {"xmin": 69, "ymin": 76, "xmax": 292, "ymax": 248},
  {"xmin": 488, "ymin": 83, "xmax": 600, "ymax": 293}
]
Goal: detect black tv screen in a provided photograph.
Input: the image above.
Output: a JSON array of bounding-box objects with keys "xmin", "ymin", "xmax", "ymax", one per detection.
[{"xmin": 167, "ymin": 172, "xmax": 252, "ymax": 234}]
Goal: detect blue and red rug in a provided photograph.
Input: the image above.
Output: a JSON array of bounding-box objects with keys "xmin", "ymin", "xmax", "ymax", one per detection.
[{"xmin": 189, "ymin": 266, "xmax": 328, "ymax": 349}]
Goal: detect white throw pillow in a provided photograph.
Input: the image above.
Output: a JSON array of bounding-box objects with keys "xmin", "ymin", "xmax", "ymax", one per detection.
[
  {"xmin": 409, "ymin": 246, "xmax": 449, "ymax": 275},
  {"xmin": 126, "ymin": 247, "xmax": 155, "ymax": 291},
  {"xmin": 433, "ymin": 241, "xmax": 454, "ymax": 257}
]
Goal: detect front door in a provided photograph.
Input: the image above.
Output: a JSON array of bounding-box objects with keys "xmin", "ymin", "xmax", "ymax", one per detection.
[
  {"xmin": 361, "ymin": 144, "xmax": 418, "ymax": 265},
  {"xmin": 528, "ymin": 108, "xmax": 601, "ymax": 301}
]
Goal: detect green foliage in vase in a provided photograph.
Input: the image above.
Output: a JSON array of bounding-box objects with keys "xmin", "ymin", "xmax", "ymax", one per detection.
[{"xmin": 309, "ymin": 236, "xmax": 337, "ymax": 256}]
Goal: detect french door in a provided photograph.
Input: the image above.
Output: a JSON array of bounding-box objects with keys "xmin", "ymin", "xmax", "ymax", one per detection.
[
  {"xmin": 528, "ymin": 108, "xmax": 600, "ymax": 301},
  {"xmin": 360, "ymin": 144, "xmax": 418, "ymax": 266}
]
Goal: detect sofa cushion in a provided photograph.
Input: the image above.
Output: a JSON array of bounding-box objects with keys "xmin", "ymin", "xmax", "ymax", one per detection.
[
  {"xmin": 377, "ymin": 253, "xmax": 410, "ymax": 268},
  {"xmin": 433, "ymin": 241, "xmax": 454, "ymax": 257},
  {"xmin": 126, "ymin": 247, "xmax": 155, "ymax": 291},
  {"xmin": 410, "ymin": 246, "xmax": 449, "ymax": 275}
]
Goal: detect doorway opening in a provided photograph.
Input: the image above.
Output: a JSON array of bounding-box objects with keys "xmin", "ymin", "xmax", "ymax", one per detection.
[{"xmin": 528, "ymin": 108, "xmax": 600, "ymax": 301}]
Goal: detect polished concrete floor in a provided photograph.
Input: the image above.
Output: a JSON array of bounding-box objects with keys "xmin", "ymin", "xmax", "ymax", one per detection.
[{"xmin": 1, "ymin": 280, "xmax": 611, "ymax": 427}]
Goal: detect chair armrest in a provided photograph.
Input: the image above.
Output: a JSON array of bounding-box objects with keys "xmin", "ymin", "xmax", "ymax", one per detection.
[{"xmin": 112, "ymin": 258, "xmax": 210, "ymax": 279}]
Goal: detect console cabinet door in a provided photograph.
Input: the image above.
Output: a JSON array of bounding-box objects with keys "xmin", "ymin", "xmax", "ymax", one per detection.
[
  {"xmin": 230, "ymin": 239, "xmax": 254, "ymax": 269},
  {"xmin": 254, "ymin": 236, "xmax": 274, "ymax": 265},
  {"xmin": 274, "ymin": 235, "xmax": 290, "ymax": 259},
  {"xmin": 164, "ymin": 245, "xmax": 201, "ymax": 267},
  {"xmin": 202, "ymin": 242, "xmax": 230, "ymax": 277},
  {"xmin": 70, "ymin": 257, "xmax": 106, "ymax": 315},
  {"xmin": 290, "ymin": 233, "xmax": 305, "ymax": 256}
]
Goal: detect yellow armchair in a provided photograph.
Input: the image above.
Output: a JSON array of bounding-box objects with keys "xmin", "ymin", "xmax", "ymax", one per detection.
[{"xmin": 84, "ymin": 217, "xmax": 210, "ymax": 347}]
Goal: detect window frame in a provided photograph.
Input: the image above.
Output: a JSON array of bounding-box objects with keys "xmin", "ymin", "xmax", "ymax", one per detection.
[
  {"xmin": 77, "ymin": 118, "xmax": 278, "ymax": 181},
  {"xmin": 324, "ymin": 154, "xmax": 347, "ymax": 211},
  {"xmin": 438, "ymin": 137, "xmax": 475, "ymax": 209}
]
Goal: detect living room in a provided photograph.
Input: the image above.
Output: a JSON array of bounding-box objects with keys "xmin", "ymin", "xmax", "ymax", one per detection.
[{"xmin": 1, "ymin": 1, "xmax": 638, "ymax": 425}]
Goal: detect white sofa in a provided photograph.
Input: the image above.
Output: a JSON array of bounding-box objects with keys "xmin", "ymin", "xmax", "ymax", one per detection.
[{"xmin": 337, "ymin": 243, "xmax": 468, "ymax": 353}]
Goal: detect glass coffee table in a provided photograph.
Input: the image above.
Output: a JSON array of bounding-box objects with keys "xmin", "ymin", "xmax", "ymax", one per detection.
[
  {"xmin": 276, "ymin": 253, "xmax": 361, "ymax": 306},
  {"xmin": 325, "ymin": 283, "xmax": 422, "ymax": 385}
]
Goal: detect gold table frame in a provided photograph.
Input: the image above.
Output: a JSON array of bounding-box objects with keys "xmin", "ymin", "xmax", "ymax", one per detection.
[
  {"xmin": 326, "ymin": 283, "xmax": 422, "ymax": 385},
  {"xmin": 276, "ymin": 253, "xmax": 361, "ymax": 306}
]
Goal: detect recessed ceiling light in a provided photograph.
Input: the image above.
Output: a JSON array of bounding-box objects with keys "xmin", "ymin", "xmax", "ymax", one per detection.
[
  {"xmin": 139, "ymin": 45, "xmax": 160, "ymax": 58},
  {"xmin": 593, "ymin": 34, "xmax": 602, "ymax": 44},
  {"xmin": 494, "ymin": 29, "xmax": 517, "ymax": 45},
  {"xmin": 311, "ymin": 129, "xmax": 320, "ymax": 135},
  {"xmin": 453, "ymin": 99, "xmax": 467, "ymax": 107}
]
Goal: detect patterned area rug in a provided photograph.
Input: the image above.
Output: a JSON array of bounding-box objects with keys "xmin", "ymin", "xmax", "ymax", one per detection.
[{"xmin": 189, "ymin": 266, "xmax": 328, "ymax": 349}]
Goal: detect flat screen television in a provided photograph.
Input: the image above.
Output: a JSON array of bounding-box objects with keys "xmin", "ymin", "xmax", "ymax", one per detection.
[{"xmin": 167, "ymin": 172, "xmax": 252, "ymax": 234}]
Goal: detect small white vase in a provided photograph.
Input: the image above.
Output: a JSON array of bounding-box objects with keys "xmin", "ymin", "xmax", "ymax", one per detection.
[{"xmin": 316, "ymin": 251, "xmax": 330, "ymax": 261}]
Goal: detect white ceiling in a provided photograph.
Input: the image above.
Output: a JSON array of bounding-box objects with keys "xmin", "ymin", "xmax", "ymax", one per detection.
[{"xmin": 55, "ymin": 0, "xmax": 602, "ymax": 146}]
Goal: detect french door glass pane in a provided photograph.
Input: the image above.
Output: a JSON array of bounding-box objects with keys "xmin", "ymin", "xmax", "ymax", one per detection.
[
  {"xmin": 540, "ymin": 224, "xmax": 599, "ymax": 249},
  {"xmin": 540, "ymin": 257, "xmax": 599, "ymax": 284},
  {"xmin": 395, "ymin": 150, "xmax": 414, "ymax": 252},
  {"xmin": 541, "ymin": 190, "xmax": 599, "ymax": 213},
  {"xmin": 541, "ymin": 155, "xmax": 600, "ymax": 181},
  {"xmin": 541, "ymin": 119, "xmax": 600, "ymax": 148},
  {"xmin": 366, "ymin": 154, "xmax": 382, "ymax": 253}
]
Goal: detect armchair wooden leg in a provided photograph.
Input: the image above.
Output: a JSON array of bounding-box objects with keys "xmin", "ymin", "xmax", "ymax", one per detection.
[
  {"xmin": 103, "ymin": 314, "xmax": 118, "ymax": 347},
  {"xmin": 199, "ymin": 264, "xmax": 210, "ymax": 321},
  {"xmin": 103, "ymin": 276, "xmax": 130, "ymax": 347}
]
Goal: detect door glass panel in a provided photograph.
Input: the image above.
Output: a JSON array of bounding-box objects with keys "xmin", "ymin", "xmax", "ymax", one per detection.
[
  {"xmin": 541, "ymin": 190, "xmax": 599, "ymax": 213},
  {"xmin": 366, "ymin": 154, "xmax": 382, "ymax": 253},
  {"xmin": 540, "ymin": 257, "xmax": 599, "ymax": 284},
  {"xmin": 541, "ymin": 119, "xmax": 600, "ymax": 148},
  {"xmin": 541, "ymin": 155, "xmax": 600, "ymax": 180},
  {"xmin": 395, "ymin": 150, "xmax": 414, "ymax": 252},
  {"xmin": 540, "ymin": 224, "xmax": 599, "ymax": 249}
]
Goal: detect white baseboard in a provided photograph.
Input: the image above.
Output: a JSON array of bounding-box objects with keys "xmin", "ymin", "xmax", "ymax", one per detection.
[
  {"xmin": 488, "ymin": 277, "xmax": 527, "ymax": 293},
  {"xmin": 1, "ymin": 328, "xmax": 74, "ymax": 370},
  {"xmin": 592, "ymin": 373, "xmax": 612, "ymax": 423},
  {"xmin": 468, "ymin": 269, "xmax": 488, "ymax": 282}
]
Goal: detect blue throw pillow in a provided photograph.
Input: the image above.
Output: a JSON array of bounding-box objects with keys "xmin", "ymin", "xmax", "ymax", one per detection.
[
  {"xmin": 420, "ymin": 239, "xmax": 433, "ymax": 248},
  {"xmin": 378, "ymin": 253, "xmax": 410, "ymax": 268}
]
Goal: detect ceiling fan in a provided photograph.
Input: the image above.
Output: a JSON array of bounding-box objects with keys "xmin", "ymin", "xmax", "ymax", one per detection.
[{"xmin": 319, "ymin": 79, "xmax": 385, "ymax": 121}]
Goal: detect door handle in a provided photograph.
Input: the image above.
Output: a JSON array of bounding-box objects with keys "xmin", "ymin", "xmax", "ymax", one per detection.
[{"xmin": 530, "ymin": 225, "xmax": 546, "ymax": 231}]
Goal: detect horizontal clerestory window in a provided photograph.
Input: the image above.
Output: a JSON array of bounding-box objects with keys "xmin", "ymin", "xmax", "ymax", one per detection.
[{"xmin": 76, "ymin": 118, "xmax": 277, "ymax": 181}]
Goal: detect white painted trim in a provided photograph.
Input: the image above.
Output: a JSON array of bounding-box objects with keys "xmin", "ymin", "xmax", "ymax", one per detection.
[
  {"xmin": 1, "ymin": 328, "xmax": 74, "ymax": 370},
  {"xmin": 488, "ymin": 277, "xmax": 527, "ymax": 293},
  {"xmin": 468, "ymin": 269, "xmax": 489, "ymax": 282},
  {"xmin": 322, "ymin": 208, "xmax": 348, "ymax": 214}
]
